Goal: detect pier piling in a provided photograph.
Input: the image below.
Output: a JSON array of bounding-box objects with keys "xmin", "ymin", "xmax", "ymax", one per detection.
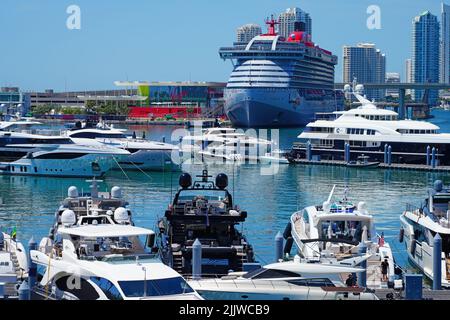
[
  {"xmin": 274, "ymin": 232, "xmax": 284, "ymax": 262},
  {"xmin": 306, "ymin": 141, "xmax": 312, "ymax": 161},
  {"xmin": 192, "ymin": 238, "xmax": 202, "ymax": 280},
  {"xmin": 433, "ymin": 233, "xmax": 442, "ymax": 290},
  {"xmin": 432, "ymin": 147, "xmax": 437, "ymax": 168},
  {"xmin": 384, "ymin": 144, "xmax": 388, "ymax": 164},
  {"xmin": 426, "ymin": 145, "xmax": 431, "ymax": 166},
  {"xmin": 387, "ymin": 145, "xmax": 392, "ymax": 166}
]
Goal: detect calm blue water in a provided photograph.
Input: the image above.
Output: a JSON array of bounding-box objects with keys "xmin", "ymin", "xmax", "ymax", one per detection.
[{"xmin": 1, "ymin": 110, "xmax": 450, "ymax": 271}]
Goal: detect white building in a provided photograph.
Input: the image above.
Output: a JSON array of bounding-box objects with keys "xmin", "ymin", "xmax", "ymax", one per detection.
[
  {"xmin": 236, "ymin": 24, "xmax": 262, "ymax": 43},
  {"xmin": 405, "ymin": 58, "xmax": 413, "ymax": 95},
  {"xmin": 386, "ymin": 73, "xmax": 401, "ymax": 97},
  {"xmin": 278, "ymin": 7, "xmax": 312, "ymax": 39}
]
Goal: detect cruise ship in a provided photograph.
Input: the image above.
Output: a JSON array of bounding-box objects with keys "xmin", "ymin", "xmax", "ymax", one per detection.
[{"xmin": 219, "ymin": 17, "xmax": 343, "ymax": 128}]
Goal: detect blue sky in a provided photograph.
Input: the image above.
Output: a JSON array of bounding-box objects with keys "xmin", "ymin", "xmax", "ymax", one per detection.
[{"xmin": 0, "ymin": 0, "xmax": 444, "ymax": 91}]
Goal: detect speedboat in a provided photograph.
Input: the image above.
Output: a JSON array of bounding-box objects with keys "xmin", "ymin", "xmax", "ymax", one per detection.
[
  {"xmin": 286, "ymin": 185, "xmax": 397, "ymax": 289},
  {"xmin": 180, "ymin": 128, "xmax": 274, "ymax": 163},
  {"xmin": 259, "ymin": 150, "xmax": 290, "ymax": 165},
  {"xmin": 400, "ymin": 180, "xmax": 450, "ymax": 288},
  {"xmin": 67, "ymin": 121, "xmax": 180, "ymax": 171},
  {"xmin": 346, "ymin": 155, "xmax": 380, "ymax": 168},
  {"xmin": 0, "ymin": 131, "xmax": 129, "ymax": 177},
  {"xmin": 157, "ymin": 170, "xmax": 257, "ymax": 277},
  {"xmin": 189, "ymin": 259, "xmax": 378, "ymax": 300}
]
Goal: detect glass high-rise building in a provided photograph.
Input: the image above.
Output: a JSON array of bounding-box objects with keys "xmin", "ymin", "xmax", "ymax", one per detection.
[
  {"xmin": 342, "ymin": 43, "xmax": 386, "ymax": 100},
  {"xmin": 441, "ymin": 3, "xmax": 450, "ymax": 84},
  {"xmin": 278, "ymin": 7, "xmax": 312, "ymax": 39},
  {"xmin": 411, "ymin": 11, "xmax": 440, "ymax": 105},
  {"xmin": 236, "ymin": 24, "xmax": 262, "ymax": 43}
]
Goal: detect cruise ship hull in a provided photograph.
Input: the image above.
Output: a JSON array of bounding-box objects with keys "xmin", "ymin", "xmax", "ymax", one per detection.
[{"xmin": 224, "ymin": 88, "xmax": 340, "ymax": 128}]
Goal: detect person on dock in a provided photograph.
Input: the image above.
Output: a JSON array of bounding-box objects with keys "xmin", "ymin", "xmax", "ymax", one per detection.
[
  {"xmin": 381, "ymin": 258, "xmax": 389, "ymax": 282},
  {"xmin": 345, "ymin": 274, "xmax": 357, "ymax": 287}
]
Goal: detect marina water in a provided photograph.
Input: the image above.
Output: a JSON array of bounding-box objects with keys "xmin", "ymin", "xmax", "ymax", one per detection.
[{"xmin": 1, "ymin": 110, "xmax": 450, "ymax": 272}]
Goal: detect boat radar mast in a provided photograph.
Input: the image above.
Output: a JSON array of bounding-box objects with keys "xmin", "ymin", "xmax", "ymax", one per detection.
[{"xmin": 264, "ymin": 15, "xmax": 279, "ymax": 36}]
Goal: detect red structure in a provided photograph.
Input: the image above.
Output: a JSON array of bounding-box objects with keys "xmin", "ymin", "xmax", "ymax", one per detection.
[
  {"xmin": 262, "ymin": 15, "xmax": 279, "ymax": 36},
  {"xmin": 128, "ymin": 106, "xmax": 201, "ymax": 119}
]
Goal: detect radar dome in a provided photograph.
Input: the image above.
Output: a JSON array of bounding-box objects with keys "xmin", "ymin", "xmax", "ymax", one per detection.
[
  {"xmin": 357, "ymin": 201, "xmax": 368, "ymax": 213},
  {"xmin": 61, "ymin": 210, "xmax": 76, "ymax": 227},
  {"xmin": 111, "ymin": 186, "xmax": 122, "ymax": 199},
  {"xmin": 343, "ymin": 84, "xmax": 351, "ymax": 92},
  {"xmin": 216, "ymin": 173, "xmax": 228, "ymax": 189},
  {"xmin": 68, "ymin": 186, "xmax": 79, "ymax": 198},
  {"xmin": 179, "ymin": 173, "xmax": 192, "ymax": 189},
  {"xmin": 355, "ymin": 84, "xmax": 365, "ymax": 94},
  {"xmin": 114, "ymin": 207, "xmax": 129, "ymax": 224}
]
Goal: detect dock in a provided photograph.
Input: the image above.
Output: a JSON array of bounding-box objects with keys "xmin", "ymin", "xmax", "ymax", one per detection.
[
  {"xmin": 375, "ymin": 288, "xmax": 450, "ymax": 300},
  {"xmin": 290, "ymin": 158, "xmax": 450, "ymax": 173}
]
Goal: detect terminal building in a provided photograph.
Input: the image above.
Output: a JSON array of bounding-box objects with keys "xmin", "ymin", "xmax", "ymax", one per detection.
[
  {"xmin": 114, "ymin": 81, "xmax": 226, "ymax": 118},
  {"xmin": 0, "ymin": 87, "xmax": 31, "ymax": 117}
]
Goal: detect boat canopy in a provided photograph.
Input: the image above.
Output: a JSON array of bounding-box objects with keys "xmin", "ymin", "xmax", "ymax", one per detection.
[{"xmin": 58, "ymin": 224, "xmax": 155, "ymax": 238}]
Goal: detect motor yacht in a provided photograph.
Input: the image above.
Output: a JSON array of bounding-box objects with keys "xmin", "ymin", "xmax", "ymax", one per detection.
[
  {"xmin": 400, "ymin": 180, "xmax": 450, "ymax": 288},
  {"xmin": 286, "ymin": 185, "xmax": 397, "ymax": 289},
  {"xmin": 0, "ymin": 131, "xmax": 129, "ymax": 177},
  {"xmin": 157, "ymin": 170, "xmax": 257, "ymax": 277},
  {"xmin": 67, "ymin": 121, "xmax": 180, "ymax": 171},
  {"xmin": 189, "ymin": 259, "xmax": 378, "ymax": 300},
  {"xmin": 290, "ymin": 93, "xmax": 450, "ymax": 165},
  {"xmin": 180, "ymin": 128, "xmax": 274, "ymax": 163}
]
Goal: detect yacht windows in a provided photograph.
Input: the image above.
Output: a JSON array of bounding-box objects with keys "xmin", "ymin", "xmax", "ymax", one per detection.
[
  {"xmin": 305, "ymin": 127, "xmax": 334, "ymax": 133},
  {"xmin": 319, "ymin": 139, "xmax": 333, "ymax": 147},
  {"xmin": 349, "ymin": 140, "xmax": 365, "ymax": 147},
  {"xmin": 242, "ymin": 268, "xmax": 300, "ymax": 279},
  {"xmin": 287, "ymin": 278, "xmax": 335, "ymax": 287},
  {"xmin": 55, "ymin": 275, "xmax": 100, "ymax": 300},
  {"xmin": 90, "ymin": 277, "xmax": 123, "ymax": 300},
  {"xmin": 397, "ymin": 129, "xmax": 437, "ymax": 134},
  {"xmin": 118, "ymin": 277, "xmax": 194, "ymax": 297},
  {"xmin": 346, "ymin": 128, "xmax": 366, "ymax": 135},
  {"xmin": 71, "ymin": 132, "xmax": 127, "ymax": 139}
]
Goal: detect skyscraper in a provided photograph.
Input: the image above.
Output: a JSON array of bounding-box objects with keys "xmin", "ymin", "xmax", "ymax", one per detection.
[
  {"xmin": 441, "ymin": 3, "xmax": 450, "ymax": 84},
  {"xmin": 236, "ymin": 24, "xmax": 262, "ymax": 43},
  {"xmin": 278, "ymin": 7, "xmax": 312, "ymax": 39},
  {"xmin": 343, "ymin": 43, "xmax": 386, "ymax": 100},
  {"xmin": 411, "ymin": 11, "xmax": 440, "ymax": 105},
  {"xmin": 405, "ymin": 58, "xmax": 413, "ymax": 95}
]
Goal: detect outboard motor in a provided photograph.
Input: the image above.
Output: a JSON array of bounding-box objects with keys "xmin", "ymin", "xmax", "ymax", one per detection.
[
  {"xmin": 179, "ymin": 173, "xmax": 192, "ymax": 189},
  {"xmin": 215, "ymin": 173, "xmax": 228, "ymax": 190}
]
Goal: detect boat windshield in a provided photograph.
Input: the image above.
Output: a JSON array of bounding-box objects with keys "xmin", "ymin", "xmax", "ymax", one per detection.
[
  {"xmin": 320, "ymin": 220, "xmax": 368, "ymax": 243},
  {"xmin": 177, "ymin": 190, "xmax": 227, "ymax": 202},
  {"xmin": 118, "ymin": 277, "xmax": 194, "ymax": 297}
]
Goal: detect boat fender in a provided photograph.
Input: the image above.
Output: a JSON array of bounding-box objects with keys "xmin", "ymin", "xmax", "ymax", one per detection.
[
  {"xmin": 283, "ymin": 222, "xmax": 292, "ymax": 239},
  {"xmin": 398, "ymin": 227, "xmax": 404, "ymax": 243},
  {"xmin": 409, "ymin": 235, "xmax": 416, "ymax": 256},
  {"xmin": 284, "ymin": 237, "xmax": 294, "ymax": 254}
]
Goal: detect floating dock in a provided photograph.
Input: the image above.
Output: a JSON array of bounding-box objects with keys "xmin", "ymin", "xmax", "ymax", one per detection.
[{"xmin": 290, "ymin": 159, "xmax": 450, "ymax": 173}]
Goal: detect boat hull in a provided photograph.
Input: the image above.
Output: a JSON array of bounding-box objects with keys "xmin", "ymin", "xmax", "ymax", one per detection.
[
  {"xmin": 224, "ymin": 88, "xmax": 341, "ymax": 128},
  {"xmin": 115, "ymin": 149, "xmax": 180, "ymax": 171},
  {"xmin": 0, "ymin": 154, "xmax": 115, "ymax": 177}
]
